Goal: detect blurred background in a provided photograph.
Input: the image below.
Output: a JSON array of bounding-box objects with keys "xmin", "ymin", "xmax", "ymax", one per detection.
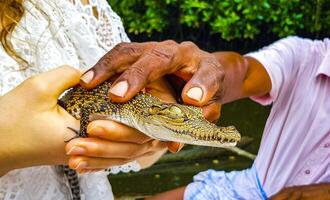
[{"xmin": 106, "ymin": 0, "xmax": 330, "ymax": 198}]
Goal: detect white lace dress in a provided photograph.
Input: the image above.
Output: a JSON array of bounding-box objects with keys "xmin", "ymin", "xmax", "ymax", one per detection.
[{"xmin": 0, "ymin": 0, "xmax": 140, "ymax": 199}]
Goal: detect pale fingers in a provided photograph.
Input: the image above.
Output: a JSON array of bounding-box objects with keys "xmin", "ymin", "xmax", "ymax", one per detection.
[
  {"xmin": 65, "ymin": 137, "xmax": 154, "ymax": 159},
  {"xmin": 87, "ymin": 120, "xmax": 152, "ymax": 144},
  {"xmin": 68, "ymin": 156, "xmax": 133, "ymax": 170},
  {"xmin": 71, "ymin": 146, "xmax": 166, "ymax": 171}
]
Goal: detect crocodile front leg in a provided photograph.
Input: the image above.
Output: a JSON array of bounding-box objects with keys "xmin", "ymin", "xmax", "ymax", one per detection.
[{"xmin": 65, "ymin": 103, "xmax": 97, "ymax": 142}]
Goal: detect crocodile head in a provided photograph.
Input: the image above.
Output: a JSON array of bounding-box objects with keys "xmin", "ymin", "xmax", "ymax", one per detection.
[{"xmin": 127, "ymin": 93, "xmax": 241, "ymax": 148}]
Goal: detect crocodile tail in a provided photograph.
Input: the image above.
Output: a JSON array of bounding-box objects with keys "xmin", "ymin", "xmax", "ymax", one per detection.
[{"xmin": 63, "ymin": 165, "xmax": 81, "ymax": 200}]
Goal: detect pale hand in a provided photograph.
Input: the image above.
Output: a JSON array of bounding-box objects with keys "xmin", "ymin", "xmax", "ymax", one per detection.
[{"xmin": 0, "ymin": 66, "xmax": 81, "ymax": 176}]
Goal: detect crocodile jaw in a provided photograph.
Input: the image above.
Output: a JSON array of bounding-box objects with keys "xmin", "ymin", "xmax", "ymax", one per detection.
[
  {"xmin": 132, "ymin": 122, "xmax": 237, "ymax": 148},
  {"xmin": 106, "ymin": 113, "xmax": 239, "ymax": 148}
]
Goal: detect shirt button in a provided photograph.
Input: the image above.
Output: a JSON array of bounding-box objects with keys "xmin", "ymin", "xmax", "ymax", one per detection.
[
  {"xmin": 305, "ymin": 169, "xmax": 311, "ymax": 175},
  {"xmin": 324, "ymin": 143, "xmax": 330, "ymax": 148}
]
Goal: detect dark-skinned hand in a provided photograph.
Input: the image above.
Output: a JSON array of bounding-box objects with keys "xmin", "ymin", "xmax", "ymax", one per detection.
[{"xmin": 80, "ymin": 41, "xmax": 225, "ymax": 123}]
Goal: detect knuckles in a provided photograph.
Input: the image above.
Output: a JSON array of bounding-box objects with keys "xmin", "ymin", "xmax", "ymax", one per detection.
[
  {"xmin": 144, "ymin": 40, "xmax": 178, "ymax": 65},
  {"xmin": 112, "ymin": 42, "xmax": 130, "ymax": 53},
  {"xmin": 129, "ymin": 64, "xmax": 149, "ymax": 77},
  {"xmin": 179, "ymin": 41, "xmax": 199, "ymax": 50},
  {"xmin": 148, "ymin": 46, "xmax": 175, "ymax": 63},
  {"xmin": 162, "ymin": 40, "xmax": 178, "ymax": 46},
  {"xmin": 112, "ymin": 42, "xmax": 141, "ymax": 55},
  {"xmin": 98, "ymin": 42, "xmax": 143, "ymax": 71}
]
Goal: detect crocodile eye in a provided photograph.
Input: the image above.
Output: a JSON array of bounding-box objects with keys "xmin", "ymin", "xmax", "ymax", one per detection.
[
  {"xmin": 148, "ymin": 105, "xmax": 186, "ymax": 120},
  {"xmin": 167, "ymin": 106, "xmax": 185, "ymax": 118},
  {"xmin": 169, "ymin": 106, "xmax": 182, "ymax": 114}
]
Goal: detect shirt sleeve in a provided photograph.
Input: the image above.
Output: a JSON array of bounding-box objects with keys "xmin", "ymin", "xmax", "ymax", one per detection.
[{"xmin": 245, "ymin": 36, "xmax": 313, "ymax": 105}]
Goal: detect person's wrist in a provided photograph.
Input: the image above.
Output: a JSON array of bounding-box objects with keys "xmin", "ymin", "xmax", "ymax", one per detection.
[
  {"xmin": 0, "ymin": 122, "xmax": 70, "ymax": 176},
  {"xmin": 0, "ymin": 136, "xmax": 68, "ymax": 175},
  {"xmin": 33, "ymin": 111, "xmax": 79, "ymax": 166}
]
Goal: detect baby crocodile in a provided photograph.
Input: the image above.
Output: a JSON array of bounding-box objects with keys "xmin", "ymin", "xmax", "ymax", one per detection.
[
  {"xmin": 59, "ymin": 81, "xmax": 241, "ymax": 147},
  {"xmin": 58, "ymin": 81, "xmax": 241, "ymax": 200}
]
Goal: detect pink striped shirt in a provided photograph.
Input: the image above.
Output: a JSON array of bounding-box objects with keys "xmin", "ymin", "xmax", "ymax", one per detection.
[{"xmin": 247, "ymin": 36, "xmax": 330, "ymax": 196}]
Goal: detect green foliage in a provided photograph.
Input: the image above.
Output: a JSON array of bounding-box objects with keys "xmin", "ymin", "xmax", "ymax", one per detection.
[
  {"xmin": 108, "ymin": 0, "xmax": 329, "ymax": 40},
  {"xmin": 110, "ymin": 0, "xmax": 168, "ymax": 35}
]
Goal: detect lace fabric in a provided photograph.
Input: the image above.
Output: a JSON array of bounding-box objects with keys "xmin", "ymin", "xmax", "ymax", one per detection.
[
  {"xmin": 105, "ymin": 160, "xmax": 141, "ymax": 175},
  {"xmin": 0, "ymin": 0, "xmax": 140, "ymax": 199}
]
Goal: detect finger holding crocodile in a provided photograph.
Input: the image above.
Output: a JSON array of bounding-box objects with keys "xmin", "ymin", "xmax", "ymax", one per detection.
[
  {"xmin": 79, "ymin": 42, "xmax": 145, "ymax": 89},
  {"xmin": 179, "ymin": 56, "xmax": 224, "ymax": 123},
  {"xmin": 67, "ymin": 140, "xmax": 166, "ymax": 170},
  {"xmin": 68, "ymin": 156, "xmax": 134, "ymax": 170},
  {"xmin": 65, "ymin": 137, "xmax": 155, "ymax": 159},
  {"xmin": 87, "ymin": 120, "xmax": 152, "ymax": 144},
  {"xmin": 79, "ymin": 41, "xmax": 165, "ymax": 89},
  {"xmin": 107, "ymin": 45, "xmax": 179, "ymax": 103},
  {"xmin": 181, "ymin": 56, "xmax": 224, "ymax": 107}
]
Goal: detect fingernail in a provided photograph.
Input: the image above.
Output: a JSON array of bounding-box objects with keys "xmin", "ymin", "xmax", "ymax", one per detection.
[
  {"xmin": 67, "ymin": 146, "xmax": 86, "ymax": 155},
  {"xmin": 75, "ymin": 161, "xmax": 87, "ymax": 170},
  {"xmin": 186, "ymin": 87, "xmax": 203, "ymax": 101},
  {"xmin": 110, "ymin": 81, "xmax": 128, "ymax": 97},
  {"xmin": 88, "ymin": 124, "xmax": 104, "ymax": 135},
  {"xmin": 178, "ymin": 143, "xmax": 185, "ymax": 151},
  {"xmin": 80, "ymin": 71, "xmax": 94, "ymax": 84},
  {"xmin": 173, "ymin": 143, "xmax": 184, "ymax": 153},
  {"xmin": 168, "ymin": 142, "xmax": 184, "ymax": 153}
]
